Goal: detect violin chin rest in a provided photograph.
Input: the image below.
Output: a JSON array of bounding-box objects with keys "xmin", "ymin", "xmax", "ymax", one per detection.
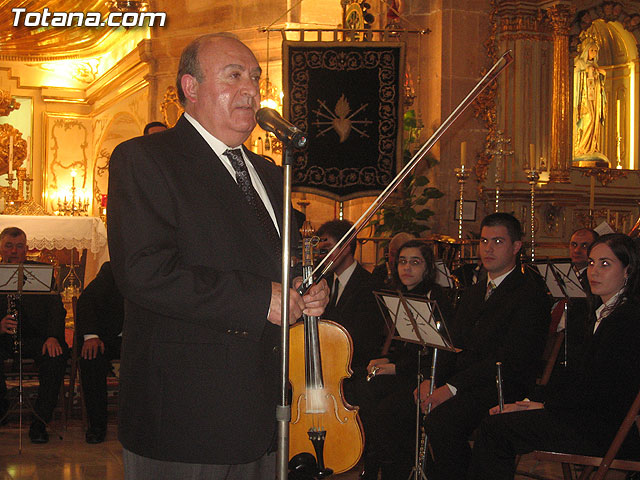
[{"xmin": 289, "ymin": 452, "xmax": 317, "ymax": 474}]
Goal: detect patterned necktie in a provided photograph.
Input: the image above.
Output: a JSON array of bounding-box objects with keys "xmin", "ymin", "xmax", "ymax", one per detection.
[
  {"xmin": 485, "ymin": 280, "xmax": 496, "ymax": 301},
  {"xmin": 328, "ymin": 277, "xmax": 340, "ymax": 310},
  {"xmin": 223, "ymin": 148, "xmax": 281, "ymax": 257}
]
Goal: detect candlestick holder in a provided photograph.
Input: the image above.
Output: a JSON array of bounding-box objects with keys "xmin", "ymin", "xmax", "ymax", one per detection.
[
  {"xmin": 485, "ymin": 130, "xmax": 513, "ymax": 213},
  {"xmin": 526, "ymin": 169, "xmax": 540, "ymax": 262},
  {"xmin": 454, "ymin": 165, "xmax": 470, "ymax": 266},
  {"xmin": 57, "ymin": 170, "xmax": 89, "ymax": 216}
]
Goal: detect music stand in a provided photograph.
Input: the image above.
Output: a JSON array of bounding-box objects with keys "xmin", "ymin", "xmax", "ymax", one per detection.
[
  {"xmin": 535, "ymin": 260, "xmax": 586, "ymax": 367},
  {"xmin": 0, "ymin": 263, "xmax": 59, "ymax": 453},
  {"xmin": 373, "ymin": 290, "xmax": 456, "ymax": 480}
]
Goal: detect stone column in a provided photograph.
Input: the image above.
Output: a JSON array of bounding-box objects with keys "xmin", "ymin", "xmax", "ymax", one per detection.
[{"xmin": 547, "ymin": 4, "xmax": 574, "ymax": 183}]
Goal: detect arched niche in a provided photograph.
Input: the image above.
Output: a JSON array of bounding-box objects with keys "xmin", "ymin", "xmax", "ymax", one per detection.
[{"xmin": 570, "ymin": 4, "xmax": 640, "ymax": 170}]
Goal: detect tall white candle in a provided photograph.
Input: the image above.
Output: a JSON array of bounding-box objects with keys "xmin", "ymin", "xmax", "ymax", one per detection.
[
  {"xmin": 460, "ymin": 141, "xmax": 467, "ymax": 167},
  {"xmin": 8, "ymin": 136, "xmax": 13, "ymax": 173},
  {"xmin": 529, "ymin": 143, "xmax": 536, "ymax": 170},
  {"xmin": 616, "ymin": 99, "xmax": 621, "ymax": 137}
]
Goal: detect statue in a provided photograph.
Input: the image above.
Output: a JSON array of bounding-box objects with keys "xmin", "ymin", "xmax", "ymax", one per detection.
[{"xmin": 573, "ymin": 41, "xmax": 609, "ymax": 166}]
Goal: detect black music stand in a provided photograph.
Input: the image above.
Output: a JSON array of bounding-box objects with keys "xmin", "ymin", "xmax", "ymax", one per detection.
[
  {"xmin": 0, "ymin": 263, "xmax": 60, "ymax": 452},
  {"xmin": 373, "ymin": 290, "xmax": 456, "ymax": 480},
  {"xmin": 535, "ymin": 260, "xmax": 586, "ymax": 367}
]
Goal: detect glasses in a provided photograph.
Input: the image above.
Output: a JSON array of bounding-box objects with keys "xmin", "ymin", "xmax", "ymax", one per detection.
[{"xmin": 398, "ymin": 258, "xmax": 425, "ymax": 266}]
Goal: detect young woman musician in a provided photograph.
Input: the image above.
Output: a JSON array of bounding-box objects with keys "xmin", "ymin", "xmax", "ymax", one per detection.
[
  {"xmin": 360, "ymin": 240, "xmax": 453, "ymax": 480},
  {"xmin": 469, "ymin": 233, "xmax": 640, "ymax": 479}
]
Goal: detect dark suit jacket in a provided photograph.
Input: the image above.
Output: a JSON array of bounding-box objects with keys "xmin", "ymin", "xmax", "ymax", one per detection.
[
  {"xmin": 76, "ymin": 261, "xmax": 123, "ymax": 341},
  {"xmin": 545, "ymin": 296, "xmax": 640, "ymax": 456},
  {"xmin": 0, "ymin": 261, "xmax": 67, "ymax": 353},
  {"xmin": 322, "ymin": 262, "xmax": 386, "ymax": 372},
  {"xmin": 436, "ymin": 268, "xmax": 551, "ymax": 404},
  {"xmin": 107, "ymin": 115, "xmax": 292, "ymax": 464}
]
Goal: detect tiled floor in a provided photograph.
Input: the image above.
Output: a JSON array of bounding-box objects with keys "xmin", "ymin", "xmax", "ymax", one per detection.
[{"xmin": 0, "ymin": 416, "xmax": 632, "ymax": 480}]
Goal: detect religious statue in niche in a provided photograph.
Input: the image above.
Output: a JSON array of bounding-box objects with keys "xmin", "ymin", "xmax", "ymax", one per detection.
[{"xmin": 573, "ymin": 40, "xmax": 609, "ymax": 167}]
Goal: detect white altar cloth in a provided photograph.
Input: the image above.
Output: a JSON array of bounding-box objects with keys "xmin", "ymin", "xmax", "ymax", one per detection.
[{"xmin": 0, "ymin": 215, "xmax": 109, "ymax": 284}]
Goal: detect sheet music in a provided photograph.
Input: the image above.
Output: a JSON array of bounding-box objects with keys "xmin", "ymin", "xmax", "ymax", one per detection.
[
  {"xmin": 0, "ymin": 264, "xmax": 55, "ymax": 292},
  {"xmin": 374, "ymin": 291, "xmax": 455, "ymax": 351},
  {"xmin": 435, "ymin": 259, "xmax": 454, "ymax": 288},
  {"xmin": 536, "ymin": 262, "xmax": 586, "ymax": 298}
]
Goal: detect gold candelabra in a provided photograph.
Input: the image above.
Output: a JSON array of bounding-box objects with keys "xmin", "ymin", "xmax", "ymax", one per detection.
[
  {"xmin": 485, "ymin": 131, "xmax": 513, "ymax": 212},
  {"xmin": 526, "ymin": 169, "xmax": 540, "ymax": 262},
  {"xmin": 57, "ymin": 170, "xmax": 89, "ymax": 216}
]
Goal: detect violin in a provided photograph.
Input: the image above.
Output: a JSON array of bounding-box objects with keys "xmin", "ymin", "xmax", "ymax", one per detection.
[{"xmin": 289, "ymin": 225, "xmax": 364, "ymax": 476}]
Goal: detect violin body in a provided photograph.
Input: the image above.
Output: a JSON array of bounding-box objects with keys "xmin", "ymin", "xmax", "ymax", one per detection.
[{"xmin": 289, "ymin": 319, "xmax": 364, "ymax": 474}]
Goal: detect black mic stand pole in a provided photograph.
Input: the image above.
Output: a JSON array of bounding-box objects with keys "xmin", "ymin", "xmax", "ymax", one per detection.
[{"xmin": 277, "ymin": 143, "xmax": 295, "ymax": 480}]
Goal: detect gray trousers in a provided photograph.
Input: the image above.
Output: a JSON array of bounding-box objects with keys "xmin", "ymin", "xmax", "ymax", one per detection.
[{"xmin": 123, "ymin": 448, "xmax": 276, "ymax": 480}]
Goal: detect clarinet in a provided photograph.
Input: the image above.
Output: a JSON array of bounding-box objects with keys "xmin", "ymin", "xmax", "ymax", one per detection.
[{"xmin": 6, "ymin": 294, "xmax": 19, "ymax": 354}]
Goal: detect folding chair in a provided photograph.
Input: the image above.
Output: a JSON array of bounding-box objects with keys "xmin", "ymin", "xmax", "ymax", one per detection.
[{"xmin": 530, "ymin": 386, "xmax": 640, "ymax": 480}]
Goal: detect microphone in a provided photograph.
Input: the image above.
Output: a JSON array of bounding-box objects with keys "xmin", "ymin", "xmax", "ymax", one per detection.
[{"xmin": 256, "ymin": 108, "xmax": 307, "ymax": 148}]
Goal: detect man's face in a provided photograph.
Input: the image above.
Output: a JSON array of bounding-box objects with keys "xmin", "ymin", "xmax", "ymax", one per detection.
[
  {"xmin": 182, "ymin": 37, "xmax": 261, "ymax": 147},
  {"xmin": 318, "ymin": 234, "xmax": 350, "ymax": 273},
  {"xmin": 0, "ymin": 234, "xmax": 27, "ymax": 264},
  {"xmin": 479, "ymin": 225, "xmax": 521, "ymax": 277},
  {"xmin": 570, "ymin": 231, "xmax": 595, "ymax": 269}
]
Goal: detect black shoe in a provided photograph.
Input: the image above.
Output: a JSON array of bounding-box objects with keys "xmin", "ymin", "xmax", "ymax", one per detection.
[
  {"xmin": 29, "ymin": 421, "xmax": 49, "ymax": 444},
  {"xmin": 85, "ymin": 427, "xmax": 106, "ymax": 444}
]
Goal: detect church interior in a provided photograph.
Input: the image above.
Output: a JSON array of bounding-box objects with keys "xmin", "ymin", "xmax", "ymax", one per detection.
[{"xmin": 1, "ymin": 0, "xmax": 640, "ymax": 478}]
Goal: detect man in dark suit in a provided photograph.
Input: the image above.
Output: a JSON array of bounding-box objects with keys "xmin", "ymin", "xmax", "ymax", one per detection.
[
  {"xmin": 549, "ymin": 228, "xmax": 599, "ymax": 370},
  {"xmin": 75, "ymin": 261, "xmax": 123, "ymax": 444},
  {"xmin": 414, "ymin": 213, "xmax": 551, "ymax": 480},
  {"xmin": 0, "ymin": 227, "xmax": 67, "ymax": 444},
  {"xmin": 107, "ymin": 33, "xmax": 328, "ymax": 479},
  {"xmin": 317, "ymin": 219, "xmax": 386, "ymax": 375}
]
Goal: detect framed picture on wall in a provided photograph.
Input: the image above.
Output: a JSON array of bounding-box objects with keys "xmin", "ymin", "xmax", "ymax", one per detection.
[{"xmin": 454, "ymin": 200, "xmax": 477, "ymax": 221}]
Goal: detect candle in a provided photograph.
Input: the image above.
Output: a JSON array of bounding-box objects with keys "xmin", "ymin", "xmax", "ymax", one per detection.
[
  {"xmin": 589, "ymin": 175, "xmax": 595, "ymax": 211},
  {"xmin": 460, "ymin": 141, "xmax": 467, "ymax": 167},
  {"xmin": 529, "ymin": 143, "xmax": 536, "ymax": 170},
  {"xmin": 26, "ymin": 136, "xmax": 30, "ymax": 172},
  {"xmin": 617, "ymin": 99, "xmax": 621, "ymax": 137},
  {"xmin": 8, "ymin": 135, "xmax": 13, "ymax": 174}
]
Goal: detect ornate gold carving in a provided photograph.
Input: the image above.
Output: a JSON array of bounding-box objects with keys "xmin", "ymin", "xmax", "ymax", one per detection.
[
  {"xmin": 579, "ymin": 166, "xmax": 627, "ymax": 186},
  {"xmin": 548, "ymin": 4, "xmax": 574, "ymax": 183},
  {"xmin": 0, "ymin": 90, "xmax": 20, "ymax": 117},
  {"xmin": 0, "ymin": 124, "xmax": 27, "ymax": 174},
  {"xmin": 107, "ymin": 1, "xmax": 149, "ymax": 13},
  {"xmin": 160, "ymin": 86, "xmax": 183, "ymax": 128}
]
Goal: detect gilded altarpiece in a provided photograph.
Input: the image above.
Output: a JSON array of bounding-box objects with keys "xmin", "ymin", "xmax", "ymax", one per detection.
[
  {"xmin": 481, "ymin": 1, "xmax": 640, "ymax": 256},
  {"xmin": 43, "ymin": 113, "xmax": 92, "ymax": 214}
]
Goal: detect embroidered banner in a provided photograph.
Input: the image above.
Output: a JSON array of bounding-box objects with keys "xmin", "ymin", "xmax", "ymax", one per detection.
[{"xmin": 283, "ymin": 41, "xmax": 404, "ymax": 201}]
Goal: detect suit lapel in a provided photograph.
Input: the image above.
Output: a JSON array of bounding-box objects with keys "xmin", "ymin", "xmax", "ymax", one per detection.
[{"xmin": 173, "ymin": 117, "xmax": 281, "ymax": 272}]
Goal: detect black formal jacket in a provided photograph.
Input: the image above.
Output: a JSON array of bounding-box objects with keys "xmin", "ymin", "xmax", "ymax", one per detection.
[
  {"xmin": 322, "ymin": 262, "xmax": 386, "ymax": 372},
  {"xmin": 75, "ymin": 261, "xmax": 124, "ymax": 341},
  {"xmin": 107, "ymin": 115, "xmax": 293, "ymax": 464},
  {"xmin": 436, "ymin": 268, "xmax": 552, "ymax": 404},
  {"xmin": 544, "ymin": 296, "xmax": 640, "ymax": 457},
  {"xmin": 0, "ymin": 260, "xmax": 67, "ymax": 352}
]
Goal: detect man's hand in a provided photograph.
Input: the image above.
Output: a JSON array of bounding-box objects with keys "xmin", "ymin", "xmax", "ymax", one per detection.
[
  {"xmin": 267, "ymin": 278, "xmax": 330, "ymax": 326},
  {"xmin": 0, "ymin": 314, "xmax": 17, "ymax": 335},
  {"xmin": 414, "ymin": 381, "xmax": 453, "ymax": 412},
  {"xmin": 42, "ymin": 337, "xmax": 63, "ymax": 357},
  {"xmin": 367, "ymin": 357, "xmax": 395, "ymax": 376},
  {"xmin": 489, "ymin": 400, "xmax": 544, "ymax": 416},
  {"xmin": 81, "ymin": 337, "xmax": 105, "ymax": 360}
]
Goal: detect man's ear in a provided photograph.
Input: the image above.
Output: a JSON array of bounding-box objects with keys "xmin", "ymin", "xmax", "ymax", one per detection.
[
  {"xmin": 181, "ymin": 74, "xmax": 199, "ymax": 104},
  {"xmin": 513, "ymin": 240, "xmax": 523, "ymax": 256}
]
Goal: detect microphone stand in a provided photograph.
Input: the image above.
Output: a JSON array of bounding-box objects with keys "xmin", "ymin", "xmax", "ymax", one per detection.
[{"xmin": 277, "ymin": 142, "xmax": 295, "ymax": 480}]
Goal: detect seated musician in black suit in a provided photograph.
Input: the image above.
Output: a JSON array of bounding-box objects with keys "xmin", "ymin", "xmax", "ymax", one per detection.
[
  {"xmin": 76, "ymin": 261, "xmax": 124, "ymax": 443},
  {"xmin": 469, "ymin": 233, "xmax": 640, "ymax": 479},
  {"xmin": 562, "ymin": 228, "xmax": 599, "ymax": 363},
  {"xmin": 360, "ymin": 239, "xmax": 454, "ymax": 479},
  {"xmin": 414, "ymin": 213, "xmax": 551, "ymax": 480},
  {"xmin": 0, "ymin": 227, "xmax": 68, "ymax": 443},
  {"xmin": 317, "ymin": 220, "xmax": 386, "ymax": 378}
]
